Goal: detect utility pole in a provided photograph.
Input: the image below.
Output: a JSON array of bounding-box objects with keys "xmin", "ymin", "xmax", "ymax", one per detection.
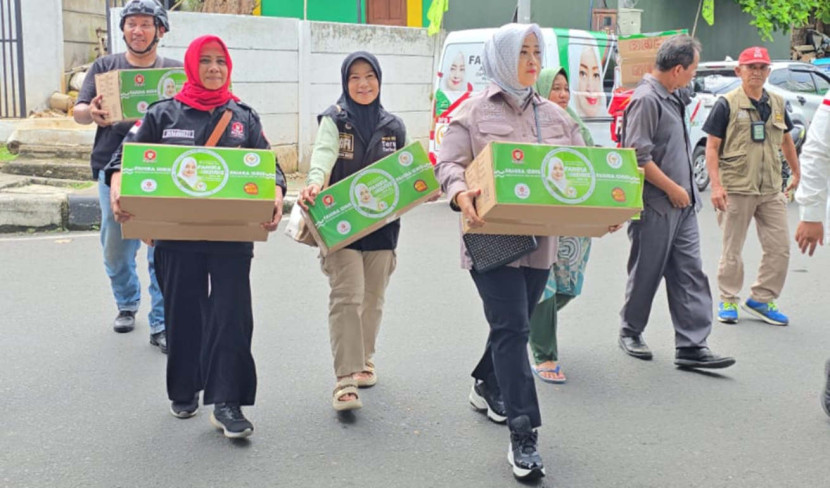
[{"xmin": 517, "ymin": 0, "xmax": 531, "ymax": 24}]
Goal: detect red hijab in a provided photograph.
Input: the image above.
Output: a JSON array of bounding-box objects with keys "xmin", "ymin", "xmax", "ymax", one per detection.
[{"xmin": 174, "ymin": 35, "xmax": 239, "ymax": 111}]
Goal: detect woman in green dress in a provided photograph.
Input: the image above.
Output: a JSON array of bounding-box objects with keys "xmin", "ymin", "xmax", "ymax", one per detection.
[{"xmin": 528, "ymin": 66, "xmax": 595, "ymax": 384}]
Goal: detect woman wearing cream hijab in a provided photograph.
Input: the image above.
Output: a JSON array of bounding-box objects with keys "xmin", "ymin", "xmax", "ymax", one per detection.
[{"xmin": 436, "ymin": 23, "xmax": 586, "ymax": 481}]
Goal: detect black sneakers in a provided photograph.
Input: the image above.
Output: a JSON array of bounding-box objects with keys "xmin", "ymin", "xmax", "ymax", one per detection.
[
  {"xmin": 469, "ymin": 380, "xmax": 507, "ymax": 424},
  {"xmin": 210, "ymin": 403, "xmax": 253, "ymax": 439},
  {"xmin": 150, "ymin": 331, "xmax": 168, "ymax": 354},
  {"xmin": 507, "ymin": 415, "xmax": 545, "ymax": 480},
  {"xmin": 170, "ymin": 393, "xmax": 199, "ymax": 419},
  {"xmin": 113, "ymin": 310, "xmax": 136, "ymax": 333}
]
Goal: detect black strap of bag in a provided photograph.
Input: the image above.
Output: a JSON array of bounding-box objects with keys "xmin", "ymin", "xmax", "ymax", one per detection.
[{"xmin": 463, "ymin": 101, "xmax": 542, "ymax": 273}]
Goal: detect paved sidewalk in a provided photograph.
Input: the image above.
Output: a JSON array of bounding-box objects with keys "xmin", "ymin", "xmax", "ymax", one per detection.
[{"xmin": 0, "ymin": 172, "xmax": 305, "ymax": 233}]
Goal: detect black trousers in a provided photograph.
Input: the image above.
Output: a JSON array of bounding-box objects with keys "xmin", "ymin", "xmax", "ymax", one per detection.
[
  {"xmin": 470, "ymin": 266, "xmax": 548, "ymax": 428},
  {"xmin": 155, "ymin": 247, "xmax": 256, "ymax": 406}
]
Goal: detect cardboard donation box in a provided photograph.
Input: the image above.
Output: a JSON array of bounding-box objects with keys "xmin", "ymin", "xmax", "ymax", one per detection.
[
  {"xmin": 95, "ymin": 68, "xmax": 186, "ymax": 122},
  {"xmin": 303, "ymin": 142, "xmax": 441, "ymax": 255},
  {"xmin": 119, "ymin": 143, "xmax": 276, "ymax": 242},
  {"xmin": 464, "ymin": 142, "xmax": 644, "ymax": 237},
  {"xmin": 618, "ymin": 30, "xmax": 686, "ymax": 87}
]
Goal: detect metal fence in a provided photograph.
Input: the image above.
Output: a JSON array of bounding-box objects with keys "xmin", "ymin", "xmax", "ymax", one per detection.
[{"xmin": 0, "ymin": 0, "xmax": 25, "ymax": 118}]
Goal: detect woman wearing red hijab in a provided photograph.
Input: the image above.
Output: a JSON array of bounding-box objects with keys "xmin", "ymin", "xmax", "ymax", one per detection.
[{"xmin": 105, "ymin": 35, "xmax": 286, "ymax": 439}]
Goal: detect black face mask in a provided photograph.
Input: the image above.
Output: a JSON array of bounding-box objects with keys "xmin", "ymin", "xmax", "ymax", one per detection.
[{"xmin": 337, "ymin": 51, "xmax": 383, "ymax": 144}]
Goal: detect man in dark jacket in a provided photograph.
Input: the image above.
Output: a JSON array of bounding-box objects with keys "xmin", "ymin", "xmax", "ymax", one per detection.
[{"xmin": 74, "ymin": 0, "xmax": 180, "ymax": 352}]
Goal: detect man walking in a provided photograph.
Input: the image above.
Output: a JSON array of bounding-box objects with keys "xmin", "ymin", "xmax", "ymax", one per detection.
[
  {"xmin": 703, "ymin": 46, "xmax": 800, "ymax": 326},
  {"xmin": 793, "ymin": 90, "xmax": 830, "ymax": 416},
  {"xmin": 74, "ymin": 0, "xmax": 181, "ymax": 352},
  {"xmin": 619, "ymin": 34, "xmax": 735, "ymax": 369}
]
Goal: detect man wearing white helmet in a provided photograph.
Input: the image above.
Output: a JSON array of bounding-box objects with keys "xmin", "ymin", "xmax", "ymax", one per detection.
[{"xmin": 74, "ymin": 0, "xmax": 182, "ymax": 352}]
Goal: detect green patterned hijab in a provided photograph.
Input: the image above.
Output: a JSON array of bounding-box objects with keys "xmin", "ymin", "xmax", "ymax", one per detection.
[{"xmin": 534, "ymin": 65, "xmax": 594, "ymax": 146}]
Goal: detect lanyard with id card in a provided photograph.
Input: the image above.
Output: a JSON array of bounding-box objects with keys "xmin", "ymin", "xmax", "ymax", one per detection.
[{"xmin": 751, "ymin": 120, "xmax": 766, "ymax": 142}]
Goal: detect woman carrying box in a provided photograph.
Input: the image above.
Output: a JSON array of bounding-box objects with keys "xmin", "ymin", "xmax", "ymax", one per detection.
[
  {"xmin": 298, "ymin": 52, "xmax": 409, "ymax": 412},
  {"xmin": 105, "ymin": 35, "xmax": 286, "ymax": 439},
  {"xmin": 526, "ymin": 66, "xmax": 600, "ymax": 384},
  {"xmin": 434, "ymin": 24, "xmax": 585, "ymax": 481}
]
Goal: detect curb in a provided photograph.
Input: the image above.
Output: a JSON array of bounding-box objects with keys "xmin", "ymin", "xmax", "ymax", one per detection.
[{"xmin": 0, "ymin": 190, "xmax": 299, "ymax": 233}]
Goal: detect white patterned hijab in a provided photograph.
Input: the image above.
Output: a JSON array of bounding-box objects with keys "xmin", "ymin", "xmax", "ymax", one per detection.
[{"xmin": 483, "ymin": 23, "xmax": 544, "ymax": 104}]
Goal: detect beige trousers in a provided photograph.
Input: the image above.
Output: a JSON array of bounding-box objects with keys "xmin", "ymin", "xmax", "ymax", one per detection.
[
  {"xmin": 716, "ymin": 192, "xmax": 790, "ymax": 303},
  {"xmin": 321, "ymin": 249, "xmax": 396, "ymax": 377}
]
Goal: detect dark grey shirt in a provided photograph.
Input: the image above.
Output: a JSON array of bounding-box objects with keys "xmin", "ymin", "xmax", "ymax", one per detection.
[{"xmin": 622, "ymin": 74, "xmax": 700, "ymax": 213}]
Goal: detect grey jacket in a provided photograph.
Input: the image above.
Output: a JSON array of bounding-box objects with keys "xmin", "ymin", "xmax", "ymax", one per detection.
[{"xmin": 435, "ymin": 83, "xmax": 585, "ymax": 270}]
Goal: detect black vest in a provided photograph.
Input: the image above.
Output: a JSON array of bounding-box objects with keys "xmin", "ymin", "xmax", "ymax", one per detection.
[{"xmin": 319, "ymin": 105, "xmax": 407, "ymax": 251}]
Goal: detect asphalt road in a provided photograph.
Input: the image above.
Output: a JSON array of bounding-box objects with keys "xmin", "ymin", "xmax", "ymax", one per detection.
[{"xmin": 2, "ymin": 198, "xmax": 829, "ymax": 488}]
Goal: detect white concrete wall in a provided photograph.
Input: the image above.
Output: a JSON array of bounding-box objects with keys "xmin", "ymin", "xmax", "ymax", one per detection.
[
  {"xmin": 302, "ymin": 21, "xmax": 434, "ymax": 164},
  {"xmin": 20, "ymin": 0, "xmax": 64, "ymax": 113},
  {"xmin": 109, "ymin": 9, "xmax": 435, "ymax": 172},
  {"xmin": 62, "ymin": 0, "xmax": 107, "ymax": 69}
]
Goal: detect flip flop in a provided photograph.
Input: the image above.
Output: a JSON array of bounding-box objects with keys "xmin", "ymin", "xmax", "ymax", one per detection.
[{"xmin": 532, "ymin": 364, "xmax": 566, "ymax": 384}]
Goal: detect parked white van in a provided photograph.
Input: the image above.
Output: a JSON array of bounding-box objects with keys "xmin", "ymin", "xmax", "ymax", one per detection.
[{"xmin": 429, "ymin": 27, "xmax": 619, "ymax": 163}]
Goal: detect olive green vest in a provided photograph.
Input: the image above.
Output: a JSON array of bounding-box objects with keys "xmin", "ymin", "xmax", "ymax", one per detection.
[{"xmin": 718, "ymin": 88, "xmax": 786, "ymax": 195}]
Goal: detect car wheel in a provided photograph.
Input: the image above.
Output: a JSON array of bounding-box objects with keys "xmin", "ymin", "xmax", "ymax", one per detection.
[{"xmin": 692, "ymin": 144, "xmax": 710, "ymax": 191}]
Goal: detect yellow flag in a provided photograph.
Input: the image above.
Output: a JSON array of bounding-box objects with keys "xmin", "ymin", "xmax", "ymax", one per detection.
[
  {"xmin": 427, "ymin": 0, "xmax": 449, "ymax": 36},
  {"xmin": 702, "ymin": 0, "xmax": 715, "ymax": 26}
]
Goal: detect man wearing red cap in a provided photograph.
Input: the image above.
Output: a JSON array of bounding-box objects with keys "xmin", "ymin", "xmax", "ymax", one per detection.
[{"xmin": 702, "ymin": 46, "xmax": 800, "ymax": 326}]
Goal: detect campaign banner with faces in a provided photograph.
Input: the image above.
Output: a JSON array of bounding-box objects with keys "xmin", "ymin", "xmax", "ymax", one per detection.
[{"xmin": 557, "ymin": 29, "xmax": 616, "ymax": 119}]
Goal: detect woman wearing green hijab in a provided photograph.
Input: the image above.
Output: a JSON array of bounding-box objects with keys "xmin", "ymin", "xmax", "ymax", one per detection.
[{"xmin": 528, "ymin": 66, "xmax": 595, "ymax": 384}]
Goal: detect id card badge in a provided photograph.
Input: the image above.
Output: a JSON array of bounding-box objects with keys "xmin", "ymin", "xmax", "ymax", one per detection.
[{"xmin": 751, "ymin": 121, "xmax": 766, "ymax": 142}]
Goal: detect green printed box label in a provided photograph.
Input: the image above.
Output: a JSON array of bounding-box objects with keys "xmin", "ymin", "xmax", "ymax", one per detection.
[
  {"xmin": 490, "ymin": 143, "xmax": 642, "ymax": 208},
  {"xmin": 308, "ymin": 143, "xmax": 439, "ymax": 247},
  {"xmin": 121, "ymin": 144, "xmax": 275, "ymax": 200},
  {"xmin": 120, "ymin": 69, "xmax": 187, "ymax": 118}
]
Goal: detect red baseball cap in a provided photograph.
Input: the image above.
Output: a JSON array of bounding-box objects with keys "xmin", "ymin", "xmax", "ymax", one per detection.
[{"xmin": 738, "ymin": 46, "xmax": 771, "ymax": 65}]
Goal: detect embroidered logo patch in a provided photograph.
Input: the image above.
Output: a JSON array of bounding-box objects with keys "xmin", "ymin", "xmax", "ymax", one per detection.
[
  {"xmin": 230, "ymin": 122, "xmax": 245, "ymax": 139},
  {"xmin": 382, "ymin": 136, "xmax": 397, "ymax": 153},
  {"xmin": 339, "ymin": 133, "xmax": 354, "ymax": 159},
  {"xmin": 128, "ymin": 120, "xmax": 142, "ymax": 134}
]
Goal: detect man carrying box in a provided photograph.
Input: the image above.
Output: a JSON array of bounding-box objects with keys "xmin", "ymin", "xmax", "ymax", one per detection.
[
  {"xmin": 74, "ymin": 0, "xmax": 182, "ymax": 352},
  {"xmin": 702, "ymin": 46, "xmax": 800, "ymax": 327},
  {"xmin": 619, "ymin": 35, "xmax": 735, "ymax": 369}
]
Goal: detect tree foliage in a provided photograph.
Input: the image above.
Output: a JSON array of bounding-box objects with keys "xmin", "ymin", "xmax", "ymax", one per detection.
[{"xmin": 734, "ymin": 0, "xmax": 830, "ymax": 40}]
